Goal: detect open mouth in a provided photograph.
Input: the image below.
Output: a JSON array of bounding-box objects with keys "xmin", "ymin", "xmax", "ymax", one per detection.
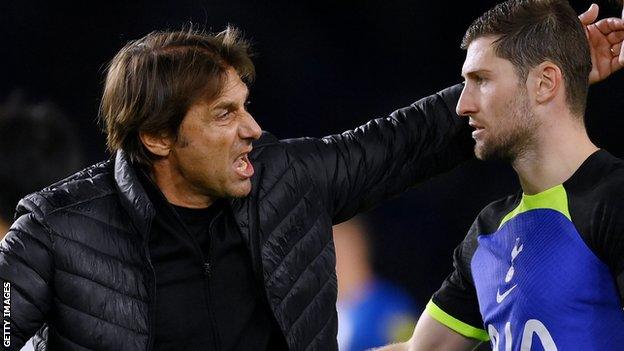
[{"xmin": 234, "ymin": 153, "xmax": 254, "ymax": 178}]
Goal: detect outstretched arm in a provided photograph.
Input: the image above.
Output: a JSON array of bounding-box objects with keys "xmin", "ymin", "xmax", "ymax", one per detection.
[{"xmin": 282, "ymin": 84, "xmax": 473, "ymax": 223}]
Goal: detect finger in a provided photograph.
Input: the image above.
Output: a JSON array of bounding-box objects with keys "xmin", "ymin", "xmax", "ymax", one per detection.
[
  {"xmin": 579, "ymin": 3, "xmax": 599, "ymax": 25},
  {"xmin": 616, "ymin": 2, "xmax": 623, "ymax": 66},
  {"xmin": 610, "ymin": 43, "xmax": 624, "ymax": 68},
  {"xmin": 607, "ymin": 30, "xmax": 624, "ymax": 45},
  {"xmin": 594, "ymin": 18, "xmax": 624, "ymax": 35},
  {"xmin": 613, "ymin": 42, "xmax": 623, "ymax": 61}
]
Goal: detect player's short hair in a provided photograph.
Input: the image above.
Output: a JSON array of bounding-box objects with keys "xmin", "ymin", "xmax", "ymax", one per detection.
[
  {"xmin": 462, "ymin": 0, "xmax": 591, "ymax": 116},
  {"xmin": 100, "ymin": 26, "xmax": 255, "ymax": 166},
  {"xmin": 0, "ymin": 94, "xmax": 84, "ymax": 223}
]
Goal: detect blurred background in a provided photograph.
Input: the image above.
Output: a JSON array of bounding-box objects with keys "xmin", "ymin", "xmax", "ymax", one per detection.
[{"xmin": 1, "ymin": 0, "xmax": 622, "ymax": 349}]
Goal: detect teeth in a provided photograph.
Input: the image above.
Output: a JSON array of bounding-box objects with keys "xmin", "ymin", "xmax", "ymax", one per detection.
[{"xmin": 237, "ymin": 157, "xmax": 247, "ymax": 171}]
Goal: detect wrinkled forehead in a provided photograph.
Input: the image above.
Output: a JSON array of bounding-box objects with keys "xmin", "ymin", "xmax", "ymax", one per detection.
[
  {"xmin": 216, "ymin": 70, "xmax": 249, "ymax": 102},
  {"xmin": 199, "ymin": 68, "xmax": 249, "ymax": 107}
]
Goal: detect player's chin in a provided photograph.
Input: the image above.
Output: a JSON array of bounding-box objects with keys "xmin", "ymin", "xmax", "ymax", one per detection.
[
  {"xmin": 474, "ymin": 143, "xmax": 487, "ymax": 160},
  {"xmin": 474, "ymin": 142, "xmax": 498, "ymax": 161}
]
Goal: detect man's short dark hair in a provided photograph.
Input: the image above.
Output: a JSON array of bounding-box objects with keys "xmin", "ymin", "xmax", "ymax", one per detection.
[
  {"xmin": 99, "ymin": 26, "xmax": 255, "ymax": 166},
  {"xmin": 462, "ymin": 0, "xmax": 591, "ymax": 116},
  {"xmin": 0, "ymin": 95, "xmax": 84, "ymax": 223}
]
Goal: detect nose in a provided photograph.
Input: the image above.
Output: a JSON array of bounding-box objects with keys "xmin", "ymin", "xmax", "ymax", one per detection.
[
  {"xmin": 240, "ymin": 111, "xmax": 262, "ymax": 141},
  {"xmin": 456, "ymin": 84, "xmax": 478, "ymax": 117}
]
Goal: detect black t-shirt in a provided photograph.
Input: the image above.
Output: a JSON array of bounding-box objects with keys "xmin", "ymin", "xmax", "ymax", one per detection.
[
  {"xmin": 428, "ymin": 150, "xmax": 624, "ymax": 349},
  {"xmin": 136, "ymin": 167, "xmax": 287, "ymax": 350}
]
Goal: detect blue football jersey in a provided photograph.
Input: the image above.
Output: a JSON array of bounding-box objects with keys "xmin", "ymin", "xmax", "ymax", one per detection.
[{"xmin": 427, "ymin": 150, "xmax": 624, "ymax": 350}]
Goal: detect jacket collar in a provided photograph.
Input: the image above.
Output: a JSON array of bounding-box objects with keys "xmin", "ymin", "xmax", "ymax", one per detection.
[
  {"xmin": 113, "ymin": 150, "xmax": 155, "ymax": 239},
  {"xmin": 112, "ymin": 149, "xmax": 257, "ymax": 262}
]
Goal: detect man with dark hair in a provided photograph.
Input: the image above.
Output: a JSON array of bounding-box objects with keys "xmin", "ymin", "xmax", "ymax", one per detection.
[
  {"xmin": 0, "ymin": 8, "xmax": 622, "ymax": 351},
  {"xmin": 0, "ymin": 96, "xmax": 83, "ymax": 237},
  {"xmin": 379, "ymin": 1, "xmax": 624, "ymax": 350}
]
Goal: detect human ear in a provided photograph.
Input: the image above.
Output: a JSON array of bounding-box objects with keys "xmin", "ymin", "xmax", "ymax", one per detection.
[
  {"xmin": 532, "ymin": 62, "xmax": 562, "ymax": 105},
  {"xmin": 139, "ymin": 130, "xmax": 174, "ymax": 157}
]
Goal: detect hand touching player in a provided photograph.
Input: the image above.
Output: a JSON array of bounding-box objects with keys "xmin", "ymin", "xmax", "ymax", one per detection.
[{"xmin": 578, "ymin": 3, "xmax": 624, "ymax": 83}]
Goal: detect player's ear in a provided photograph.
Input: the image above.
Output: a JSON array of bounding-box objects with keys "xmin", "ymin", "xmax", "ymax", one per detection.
[
  {"xmin": 530, "ymin": 61, "xmax": 561, "ymax": 105},
  {"xmin": 139, "ymin": 130, "xmax": 174, "ymax": 157}
]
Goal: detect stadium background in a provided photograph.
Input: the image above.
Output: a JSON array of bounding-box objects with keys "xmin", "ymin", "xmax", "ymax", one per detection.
[{"xmin": 1, "ymin": 0, "xmax": 622, "ymax": 316}]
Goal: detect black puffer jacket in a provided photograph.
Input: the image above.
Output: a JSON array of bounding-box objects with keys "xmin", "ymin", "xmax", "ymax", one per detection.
[{"xmin": 0, "ymin": 85, "xmax": 471, "ymax": 351}]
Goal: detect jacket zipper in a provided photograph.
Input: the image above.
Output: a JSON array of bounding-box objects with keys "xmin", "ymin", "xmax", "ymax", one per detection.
[
  {"xmin": 187, "ymin": 209, "xmax": 222, "ymax": 350},
  {"xmin": 203, "ymin": 210, "xmax": 223, "ymax": 350},
  {"xmin": 163, "ymin": 199, "xmax": 223, "ymax": 350}
]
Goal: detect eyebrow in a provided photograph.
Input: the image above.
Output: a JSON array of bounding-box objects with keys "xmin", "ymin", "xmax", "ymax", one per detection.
[
  {"xmin": 461, "ymin": 69, "xmax": 492, "ymax": 79},
  {"xmin": 212, "ymin": 89, "xmax": 250, "ymax": 110}
]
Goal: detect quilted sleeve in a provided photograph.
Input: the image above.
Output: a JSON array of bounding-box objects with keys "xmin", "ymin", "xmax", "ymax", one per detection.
[{"xmin": 282, "ymin": 84, "xmax": 473, "ymax": 223}]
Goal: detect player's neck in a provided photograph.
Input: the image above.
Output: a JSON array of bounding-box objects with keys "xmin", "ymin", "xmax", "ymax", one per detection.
[
  {"xmin": 512, "ymin": 116, "xmax": 598, "ymax": 195},
  {"xmin": 149, "ymin": 161, "xmax": 216, "ymax": 208}
]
